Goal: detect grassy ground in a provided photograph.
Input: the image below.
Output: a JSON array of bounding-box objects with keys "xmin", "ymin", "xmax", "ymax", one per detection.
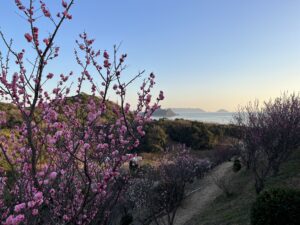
[
  {"xmin": 185, "ymin": 148, "xmax": 300, "ymax": 225},
  {"xmin": 0, "ymin": 128, "xmax": 16, "ymax": 170}
]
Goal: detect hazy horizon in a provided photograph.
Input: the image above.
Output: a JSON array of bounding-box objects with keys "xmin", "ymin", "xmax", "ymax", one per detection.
[
  {"xmin": 160, "ymin": 107, "xmax": 234, "ymax": 113},
  {"xmin": 0, "ymin": 0, "xmax": 299, "ymax": 112}
]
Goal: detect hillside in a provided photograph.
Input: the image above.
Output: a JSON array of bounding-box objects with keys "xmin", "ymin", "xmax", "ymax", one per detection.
[
  {"xmin": 180, "ymin": 148, "xmax": 300, "ymax": 225},
  {"xmin": 0, "ymin": 102, "xmax": 22, "ymax": 127},
  {"xmin": 152, "ymin": 108, "xmax": 177, "ymax": 117},
  {"xmin": 0, "ymin": 93, "xmax": 120, "ymax": 127},
  {"xmin": 173, "ymin": 162, "xmax": 233, "ymax": 225}
]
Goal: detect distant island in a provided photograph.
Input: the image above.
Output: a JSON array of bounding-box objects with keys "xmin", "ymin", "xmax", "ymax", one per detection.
[
  {"xmin": 152, "ymin": 108, "xmax": 177, "ymax": 117},
  {"xmin": 171, "ymin": 108, "xmax": 206, "ymax": 113},
  {"xmin": 216, "ymin": 109, "xmax": 229, "ymax": 113},
  {"xmin": 159, "ymin": 108, "xmax": 230, "ymax": 114}
]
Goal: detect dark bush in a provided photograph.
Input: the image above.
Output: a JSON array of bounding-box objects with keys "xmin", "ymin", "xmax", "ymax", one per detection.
[
  {"xmin": 233, "ymin": 159, "xmax": 241, "ymax": 172},
  {"xmin": 206, "ymin": 124, "xmax": 225, "ymax": 137},
  {"xmin": 0, "ymin": 103, "xmax": 23, "ymax": 128},
  {"xmin": 138, "ymin": 124, "xmax": 167, "ymax": 152},
  {"xmin": 127, "ymin": 148, "xmax": 211, "ymax": 225},
  {"xmin": 222, "ymin": 124, "xmax": 240, "ymax": 138},
  {"xmin": 251, "ymin": 188, "xmax": 300, "ymax": 225},
  {"xmin": 162, "ymin": 120, "xmax": 215, "ymax": 150},
  {"xmin": 120, "ymin": 214, "xmax": 133, "ymax": 225},
  {"xmin": 137, "ymin": 119, "xmax": 237, "ymax": 152},
  {"xmin": 211, "ymin": 147, "xmax": 239, "ymax": 166}
]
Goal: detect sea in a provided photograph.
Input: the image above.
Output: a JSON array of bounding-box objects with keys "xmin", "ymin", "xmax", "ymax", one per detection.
[{"xmin": 153, "ymin": 111, "xmax": 236, "ymax": 124}]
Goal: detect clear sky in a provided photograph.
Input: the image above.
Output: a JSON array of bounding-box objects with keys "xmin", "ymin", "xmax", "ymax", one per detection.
[{"xmin": 0, "ymin": 0, "xmax": 300, "ymax": 111}]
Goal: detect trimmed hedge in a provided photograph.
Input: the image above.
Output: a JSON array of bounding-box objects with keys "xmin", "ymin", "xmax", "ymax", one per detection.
[{"xmin": 251, "ymin": 188, "xmax": 300, "ymax": 225}]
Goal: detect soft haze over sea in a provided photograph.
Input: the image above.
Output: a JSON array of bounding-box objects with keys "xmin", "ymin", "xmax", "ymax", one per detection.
[{"xmin": 154, "ymin": 110, "xmax": 235, "ymax": 124}]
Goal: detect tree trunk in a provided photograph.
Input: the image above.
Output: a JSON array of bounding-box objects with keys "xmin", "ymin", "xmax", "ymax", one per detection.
[
  {"xmin": 255, "ymin": 177, "xmax": 265, "ymax": 194},
  {"xmin": 272, "ymin": 164, "xmax": 280, "ymax": 176}
]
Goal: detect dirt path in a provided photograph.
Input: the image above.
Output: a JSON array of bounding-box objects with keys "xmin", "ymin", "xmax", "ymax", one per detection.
[{"xmin": 173, "ymin": 162, "xmax": 233, "ymax": 225}]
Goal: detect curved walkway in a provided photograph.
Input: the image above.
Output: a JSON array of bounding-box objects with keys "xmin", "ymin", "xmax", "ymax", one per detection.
[{"xmin": 174, "ymin": 162, "xmax": 233, "ymax": 225}]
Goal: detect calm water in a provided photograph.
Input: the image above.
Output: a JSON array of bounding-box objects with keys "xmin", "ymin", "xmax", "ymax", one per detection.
[{"xmin": 153, "ymin": 112, "xmax": 236, "ymax": 124}]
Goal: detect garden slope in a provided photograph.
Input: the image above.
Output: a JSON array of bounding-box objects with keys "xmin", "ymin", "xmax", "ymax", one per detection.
[
  {"xmin": 182, "ymin": 149, "xmax": 300, "ymax": 225},
  {"xmin": 159, "ymin": 162, "xmax": 233, "ymax": 225}
]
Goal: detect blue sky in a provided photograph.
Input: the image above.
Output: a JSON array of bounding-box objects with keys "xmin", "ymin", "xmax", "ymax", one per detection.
[{"xmin": 0, "ymin": 0, "xmax": 300, "ymax": 111}]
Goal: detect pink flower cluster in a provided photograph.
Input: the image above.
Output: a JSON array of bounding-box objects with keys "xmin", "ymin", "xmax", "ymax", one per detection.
[{"xmin": 0, "ymin": 0, "xmax": 163, "ymax": 224}]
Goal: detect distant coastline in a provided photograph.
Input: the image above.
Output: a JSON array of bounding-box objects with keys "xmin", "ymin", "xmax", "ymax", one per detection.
[
  {"xmin": 216, "ymin": 109, "xmax": 229, "ymax": 113},
  {"xmin": 171, "ymin": 108, "xmax": 206, "ymax": 113},
  {"xmin": 152, "ymin": 108, "xmax": 177, "ymax": 117},
  {"xmin": 171, "ymin": 108, "xmax": 232, "ymax": 113},
  {"xmin": 152, "ymin": 108, "xmax": 235, "ymax": 124}
]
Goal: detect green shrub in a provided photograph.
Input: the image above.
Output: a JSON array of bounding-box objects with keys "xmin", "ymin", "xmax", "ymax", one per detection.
[
  {"xmin": 233, "ymin": 159, "xmax": 241, "ymax": 172},
  {"xmin": 163, "ymin": 120, "xmax": 214, "ymax": 149},
  {"xmin": 137, "ymin": 119, "xmax": 235, "ymax": 152},
  {"xmin": 0, "ymin": 103, "xmax": 23, "ymax": 128},
  {"xmin": 138, "ymin": 124, "xmax": 167, "ymax": 152},
  {"xmin": 251, "ymin": 188, "xmax": 300, "ymax": 225}
]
